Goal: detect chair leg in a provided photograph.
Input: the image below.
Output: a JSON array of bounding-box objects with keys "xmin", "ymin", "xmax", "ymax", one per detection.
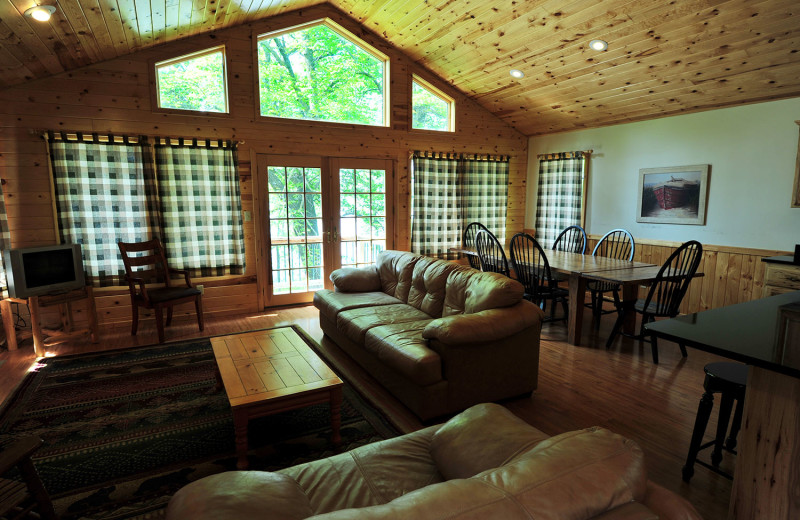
[
  {"xmin": 606, "ymin": 308, "xmax": 625, "ymax": 349},
  {"xmin": 17, "ymin": 457, "xmax": 57, "ymax": 520},
  {"xmin": 549, "ymin": 296, "xmax": 556, "ymax": 321},
  {"xmin": 560, "ymin": 296, "xmax": 569, "ymax": 320},
  {"xmin": 166, "ymin": 306, "xmax": 174, "ymax": 327},
  {"xmin": 154, "ymin": 306, "xmax": 166, "ymax": 344},
  {"xmin": 712, "ymin": 392, "xmax": 735, "ymax": 467},
  {"xmin": 131, "ymin": 303, "xmax": 139, "ymax": 336},
  {"xmin": 195, "ymin": 296, "xmax": 205, "ymax": 331},
  {"xmin": 683, "ymin": 389, "xmax": 715, "ymax": 482},
  {"xmin": 650, "ymin": 333, "xmax": 659, "ymax": 364},
  {"xmin": 726, "ymin": 396, "xmax": 745, "ymax": 451}
]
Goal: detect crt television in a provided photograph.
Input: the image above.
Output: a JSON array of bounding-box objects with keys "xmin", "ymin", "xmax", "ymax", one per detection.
[{"xmin": 3, "ymin": 243, "xmax": 86, "ymax": 299}]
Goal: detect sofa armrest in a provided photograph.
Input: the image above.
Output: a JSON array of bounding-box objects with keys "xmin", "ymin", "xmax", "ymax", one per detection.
[
  {"xmin": 165, "ymin": 471, "xmax": 313, "ymax": 520},
  {"xmin": 330, "ymin": 266, "xmax": 382, "ymax": 293},
  {"xmin": 422, "ymin": 300, "xmax": 544, "ymax": 344}
]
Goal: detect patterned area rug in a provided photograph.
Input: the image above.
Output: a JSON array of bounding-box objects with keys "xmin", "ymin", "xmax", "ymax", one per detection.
[{"xmin": 0, "ymin": 326, "xmax": 399, "ymax": 519}]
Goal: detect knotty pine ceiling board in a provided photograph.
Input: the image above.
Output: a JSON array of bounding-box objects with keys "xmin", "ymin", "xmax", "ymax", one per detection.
[{"xmin": 0, "ymin": 0, "xmax": 798, "ymax": 136}]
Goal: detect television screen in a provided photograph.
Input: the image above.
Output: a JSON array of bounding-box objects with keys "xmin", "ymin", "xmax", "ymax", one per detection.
[{"xmin": 23, "ymin": 249, "xmax": 78, "ymax": 289}]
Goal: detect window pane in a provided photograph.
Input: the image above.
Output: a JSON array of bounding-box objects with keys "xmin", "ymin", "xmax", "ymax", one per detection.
[
  {"xmin": 306, "ymin": 219, "xmax": 322, "ymax": 241},
  {"xmin": 291, "ymin": 244, "xmax": 307, "ymax": 268},
  {"xmin": 340, "ymin": 217, "xmax": 356, "ymax": 241},
  {"xmin": 341, "ymin": 194, "xmax": 356, "ymax": 218},
  {"xmin": 412, "ymin": 80, "xmax": 451, "ymax": 131},
  {"xmin": 371, "ymin": 170, "xmax": 385, "ymax": 192},
  {"xmin": 273, "ymin": 269, "xmax": 290, "ymax": 294},
  {"xmin": 268, "ymin": 167, "xmax": 286, "ymax": 192},
  {"xmin": 157, "ymin": 48, "xmax": 227, "ymax": 113},
  {"xmin": 271, "ymin": 245, "xmax": 288, "ymax": 270},
  {"xmin": 372, "ymin": 217, "xmax": 386, "ymax": 239},
  {"xmin": 288, "ymin": 194, "xmax": 305, "ymax": 218},
  {"xmin": 290, "ymin": 269, "xmax": 308, "ymax": 292},
  {"xmin": 340, "ymin": 169, "xmax": 355, "ymax": 193},
  {"xmin": 357, "ymin": 217, "xmax": 371, "ymax": 239},
  {"xmin": 287, "ymin": 168, "xmax": 304, "ymax": 192},
  {"xmin": 270, "ymin": 220, "xmax": 288, "ymax": 240},
  {"xmin": 306, "ymin": 168, "xmax": 322, "ymax": 192},
  {"xmin": 372, "ymin": 194, "xmax": 385, "ymax": 216},
  {"xmin": 308, "ymin": 267, "xmax": 324, "ymax": 291},
  {"xmin": 341, "ymin": 241, "xmax": 356, "ymax": 266},
  {"xmin": 356, "ymin": 193, "xmax": 370, "ymax": 217},
  {"xmin": 269, "ymin": 194, "xmax": 286, "ymax": 219},
  {"xmin": 307, "ymin": 243, "xmax": 323, "ymax": 267},
  {"xmin": 257, "ymin": 23, "xmax": 385, "ymax": 126},
  {"xmin": 289, "ymin": 219, "xmax": 305, "ymax": 239}
]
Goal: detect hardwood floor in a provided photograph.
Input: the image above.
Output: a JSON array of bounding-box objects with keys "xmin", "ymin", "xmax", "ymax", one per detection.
[{"xmin": 0, "ymin": 303, "xmax": 731, "ymax": 519}]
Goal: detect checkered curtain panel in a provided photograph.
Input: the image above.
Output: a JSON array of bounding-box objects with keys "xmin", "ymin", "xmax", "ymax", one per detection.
[
  {"xmin": 0, "ymin": 182, "xmax": 10, "ymax": 298},
  {"xmin": 155, "ymin": 141, "xmax": 245, "ymax": 277},
  {"xmin": 462, "ymin": 156, "xmax": 509, "ymax": 244},
  {"xmin": 49, "ymin": 135, "xmax": 161, "ymax": 286},
  {"xmin": 410, "ymin": 153, "xmax": 461, "ymax": 258},
  {"xmin": 534, "ymin": 153, "xmax": 585, "ymax": 249}
]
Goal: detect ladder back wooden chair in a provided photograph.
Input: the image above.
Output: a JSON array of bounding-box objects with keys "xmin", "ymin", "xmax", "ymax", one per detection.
[
  {"xmin": 0, "ymin": 436, "xmax": 56, "ymax": 520},
  {"xmin": 474, "ymin": 229, "xmax": 510, "ymax": 277},
  {"xmin": 118, "ymin": 238, "xmax": 204, "ymax": 344},
  {"xmin": 586, "ymin": 229, "xmax": 635, "ymax": 324},
  {"xmin": 462, "ymin": 222, "xmax": 489, "ymax": 269},
  {"xmin": 509, "ymin": 232, "xmax": 568, "ymax": 322},
  {"xmin": 605, "ymin": 240, "xmax": 703, "ymax": 363}
]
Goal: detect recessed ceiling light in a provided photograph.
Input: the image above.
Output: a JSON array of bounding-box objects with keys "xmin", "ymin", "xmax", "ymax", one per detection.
[
  {"xmin": 589, "ymin": 39, "xmax": 608, "ymax": 51},
  {"xmin": 509, "ymin": 69, "xmax": 525, "ymax": 79},
  {"xmin": 24, "ymin": 5, "xmax": 56, "ymax": 22}
]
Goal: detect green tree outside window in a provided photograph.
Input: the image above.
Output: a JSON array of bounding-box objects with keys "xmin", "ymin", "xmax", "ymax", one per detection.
[{"xmin": 156, "ymin": 47, "xmax": 227, "ymax": 113}]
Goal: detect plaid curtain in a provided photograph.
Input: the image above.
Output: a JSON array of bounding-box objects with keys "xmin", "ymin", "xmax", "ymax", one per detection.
[
  {"xmin": 0, "ymin": 183, "xmax": 10, "ymax": 298},
  {"xmin": 49, "ymin": 133, "xmax": 160, "ymax": 286},
  {"xmin": 410, "ymin": 153, "xmax": 460, "ymax": 258},
  {"xmin": 534, "ymin": 152, "xmax": 586, "ymax": 249},
  {"xmin": 462, "ymin": 156, "xmax": 509, "ymax": 244},
  {"xmin": 411, "ymin": 152, "xmax": 509, "ymax": 258},
  {"xmin": 155, "ymin": 139, "xmax": 245, "ymax": 277}
]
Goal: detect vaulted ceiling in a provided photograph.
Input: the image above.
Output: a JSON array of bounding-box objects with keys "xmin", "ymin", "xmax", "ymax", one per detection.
[{"xmin": 2, "ymin": 0, "xmax": 798, "ymax": 136}]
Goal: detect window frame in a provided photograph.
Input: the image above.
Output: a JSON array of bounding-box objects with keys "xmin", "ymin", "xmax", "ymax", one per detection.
[
  {"xmin": 254, "ymin": 18, "xmax": 390, "ymax": 128},
  {"xmin": 152, "ymin": 44, "xmax": 231, "ymax": 116},
  {"xmin": 410, "ymin": 74, "xmax": 455, "ymax": 132}
]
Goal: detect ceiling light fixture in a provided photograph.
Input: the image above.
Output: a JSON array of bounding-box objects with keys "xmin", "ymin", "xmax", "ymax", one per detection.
[
  {"xmin": 589, "ymin": 39, "xmax": 608, "ymax": 51},
  {"xmin": 24, "ymin": 5, "xmax": 56, "ymax": 22},
  {"xmin": 509, "ymin": 69, "xmax": 525, "ymax": 79}
]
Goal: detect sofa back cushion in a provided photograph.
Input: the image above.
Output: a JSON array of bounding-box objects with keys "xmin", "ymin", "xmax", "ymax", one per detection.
[
  {"xmin": 429, "ymin": 403, "xmax": 550, "ymax": 480},
  {"xmin": 376, "ymin": 251, "xmax": 419, "ymax": 302},
  {"xmin": 407, "ymin": 257, "xmax": 467, "ymax": 318},
  {"xmin": 442, "ymin": 269, "xmax": 523, "ymax": 316}
]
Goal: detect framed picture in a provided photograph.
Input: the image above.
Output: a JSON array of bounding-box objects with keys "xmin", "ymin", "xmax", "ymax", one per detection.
[{"xmin": 636, "ymin": 164, "xmax": 709, "ymax": 225}]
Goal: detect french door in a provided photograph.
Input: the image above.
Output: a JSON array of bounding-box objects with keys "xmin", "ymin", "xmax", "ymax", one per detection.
[{"xmin": 256, "ymin": 155, "xmax": 393, "ymax": 306}]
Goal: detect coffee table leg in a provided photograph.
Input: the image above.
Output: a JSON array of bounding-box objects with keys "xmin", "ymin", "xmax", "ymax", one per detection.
[
  {"xmin": 233, "ymin": 410, "xmax": 249, "ymax": 470},
  {"xmin": 214, "ymin": 365, "xmax": 223, "ymax": 392},
  {"xmin": 330, "ymin": 386, "xmax": 343, "ymax": 446}
]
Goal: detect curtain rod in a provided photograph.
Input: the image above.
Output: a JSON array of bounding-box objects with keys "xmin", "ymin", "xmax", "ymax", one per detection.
[
  {"xmin": 39, "ymin": 130, "xmax": 244, "ymax": 146},
  {"xmin": 537, "ymin": 149, "xmax": 593, "ymax": 159}
]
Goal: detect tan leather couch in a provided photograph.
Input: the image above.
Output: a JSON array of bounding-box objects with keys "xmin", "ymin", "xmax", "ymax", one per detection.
[
  {"xmin": 165, "ymin": 403, "xmax": 703, "ymax": 520},
  {"xmin": 313, "ymin": 250, "xmax": 544, "ymax": 420}
]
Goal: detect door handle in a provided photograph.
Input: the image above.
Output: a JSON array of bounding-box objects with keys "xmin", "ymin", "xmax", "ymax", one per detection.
[{"xmin": 332, "ymin": 226, "xmax": 339, "ymax": 242}]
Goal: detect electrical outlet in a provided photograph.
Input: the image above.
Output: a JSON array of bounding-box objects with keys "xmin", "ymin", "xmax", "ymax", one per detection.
[{"xmin": 243, "ymin": 211, "xmax": 251, "ymax": 222}]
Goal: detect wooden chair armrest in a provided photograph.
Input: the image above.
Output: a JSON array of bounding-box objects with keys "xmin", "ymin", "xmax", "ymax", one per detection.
[
  {"xmin": 168, "ymin": 267, "xmax": 193, "ymax": 287},
  {"xmin": 125, "ymin": 275, "xmax": 149, "ymax": 298},
  {"xmin": 0, "ymin": 436, "xmax": 43, "ymax": 474}
]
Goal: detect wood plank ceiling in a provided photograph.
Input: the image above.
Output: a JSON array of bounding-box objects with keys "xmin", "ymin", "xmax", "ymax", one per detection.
[{"xmin": 1, "ymin": 0, "xmax": 798, "ymax": 136}]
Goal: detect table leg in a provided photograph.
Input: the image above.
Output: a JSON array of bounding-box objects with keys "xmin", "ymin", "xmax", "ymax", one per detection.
[
  {"xmin": 233, "ymin": 409, "xmax": 249, "ymax": 470},
  {"xmin": 0, "ymin": 299, "xmax": 18, "ymax": 351},
  {"xmin": 621, "ymin": 283, "xmax": 639, "ymax": 335},
  {"xmin": 568, "ymin": 274, "xmax": 586, "ymax": 346},
  {"xmin": 214, "ymin": 365, "xmax": 223, "ymax": 391},
  {"xmin": 330, "ymin": 386, "xmax": 343, "ymax": 446},
  {"xmin": 28, "ymin": 296, "xmax": 46, "ymax": 358}
]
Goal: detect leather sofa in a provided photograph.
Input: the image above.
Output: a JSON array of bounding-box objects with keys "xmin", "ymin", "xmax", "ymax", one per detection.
[
  {"xmin": 165, "ymin": 403, "xmax": 703, "ymax": 520},
  {"xmin": 313, "ymin": 250, "xmax": 544, "ymax": 420}
]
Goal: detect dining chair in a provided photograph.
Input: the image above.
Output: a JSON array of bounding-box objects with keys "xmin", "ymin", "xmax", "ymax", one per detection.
[
  {"xmin": 605, "ymin": 240, "xmax": 703, "ymax": 363},
  {"xmin": 0, "ymin": 436, "xmax": 57, "ymax": 520},
  {"xmin": 462, "ymin": 222, "xmax": 489, "ymax": 269},
  {"xmin": 118, "ymin": 238, "xmax": 205, "ymax": 344},
  {"xmin": 586, "ymin": 229, "xmax": 635, "ymax": 325},
  {"xmin": 474, "ymin": 229, "xmax": 510, "ymax": 276},
  {"xmin": 552, "ymin": 225, "xmax": 587, "ymax": 254},
  {"xmin": 509, "ymin": 232, "xmax": 568, "ymax": 322}
]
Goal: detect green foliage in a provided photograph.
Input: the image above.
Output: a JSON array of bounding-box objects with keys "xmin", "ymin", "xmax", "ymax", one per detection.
[
  {"xmin": 257, "ymin": 24, "xmax": 385, "ymax": 125},
  {"xmin": 157, "ymin": 51, "xmax": 226, "ymax": 112},
  {"xmin": 412, "ymin": 81, "xmax": 450, "ymax": 131}
]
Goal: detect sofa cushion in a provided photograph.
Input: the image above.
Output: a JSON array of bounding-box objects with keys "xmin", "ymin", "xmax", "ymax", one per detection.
[
  {"xmin": 429, "ymin": 403, "xmax": 549, "ymax": 480},
  {"xmin": 281, "ymin": 426, "xmax": 442, "ymax": 515},
  {"xmin": 337, "ymin": 304, "xmax": 432, "ymax": 345},
  {"xmin": 330, "ymin": 266, "xmax": 382, "ymax": 292},
  {"xmin": 376, "ymin": 250, "xmax": 419, "ymax": 302},
  {"xmin": 442, "ymin": 269, "xmax": 524, "ymax": 316},
  {"xmin": 407, "ymin": 257, "xmax": 466, "ymax": 318},
  {"xmin": 365, "ymin": 322, "xmax": 442, "ymax": 386},
  {"xmin": 314, "ymin": 290, "xmax": 402, "ymax": 320}
]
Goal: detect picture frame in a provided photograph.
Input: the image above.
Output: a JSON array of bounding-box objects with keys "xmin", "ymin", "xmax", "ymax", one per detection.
[{"xmin": 636, "ymin": 164, "xmax": 709, "ymax": 225}]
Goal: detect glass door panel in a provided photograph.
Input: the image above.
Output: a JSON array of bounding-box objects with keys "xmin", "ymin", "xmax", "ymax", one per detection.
[{"xmin": 337, "ymin": 162, "xmax": 390, "ymax": 269}]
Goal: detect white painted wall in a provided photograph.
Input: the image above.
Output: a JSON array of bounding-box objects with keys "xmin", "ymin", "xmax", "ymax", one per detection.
[{"xmin": 526, "ymin": 97, "xmax": 800, "ymax": 251}]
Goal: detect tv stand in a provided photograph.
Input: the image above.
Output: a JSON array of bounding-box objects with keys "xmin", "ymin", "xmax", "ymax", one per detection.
[{"xmin": 1, "ymin": 286, "xmax": 98, "ymax": 357}]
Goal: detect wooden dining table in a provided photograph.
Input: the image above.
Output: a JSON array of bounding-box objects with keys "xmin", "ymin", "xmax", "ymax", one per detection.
[{"xmin": 449, "ymin": 247, "xmax": 658, "ymax": 346}]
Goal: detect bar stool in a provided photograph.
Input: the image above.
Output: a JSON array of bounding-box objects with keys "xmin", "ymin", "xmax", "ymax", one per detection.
[{"xmin": 682, "ymin": 361, "xmax": 748, "ymax": 482}]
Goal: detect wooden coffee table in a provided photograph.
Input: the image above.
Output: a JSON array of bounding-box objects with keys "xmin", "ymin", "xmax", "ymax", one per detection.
[{"xmin": 211, "ymin": 327, "xmax": 343, "ymax": 469}]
